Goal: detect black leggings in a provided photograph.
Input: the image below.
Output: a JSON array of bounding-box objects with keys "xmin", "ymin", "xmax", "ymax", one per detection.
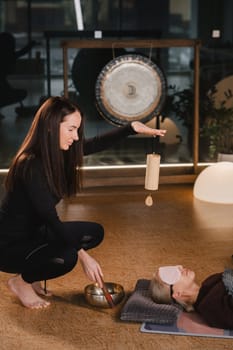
[{"xmin": 0, "ymin": 221, "xmax": 104, "ymax": 283}]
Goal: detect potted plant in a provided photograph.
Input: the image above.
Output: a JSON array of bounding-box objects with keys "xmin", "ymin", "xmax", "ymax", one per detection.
[
  {"xmin": 162, "ymin": 84, "xmax": 213, "ymax": 157},
  {"xmin": 201, "ymin": 97, "xmax": 233, "ymax": 161},
  {"xmin": 163, "ymin": 84, "xmax": 233, "ymax": 161}
]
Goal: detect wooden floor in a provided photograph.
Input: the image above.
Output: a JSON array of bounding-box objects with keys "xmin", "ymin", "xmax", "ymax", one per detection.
[{"xmin": 1, "ymin": 183, "xmax": 233, "ymax": 350}]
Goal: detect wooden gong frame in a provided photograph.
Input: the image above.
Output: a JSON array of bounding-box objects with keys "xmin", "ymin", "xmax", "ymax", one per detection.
[{"xmin": 61, "ymin": 38, "xmax": 201, "ymax": 178}]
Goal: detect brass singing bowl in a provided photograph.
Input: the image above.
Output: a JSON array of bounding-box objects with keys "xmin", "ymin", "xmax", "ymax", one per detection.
[{"xmin": 84, "ymin": 282, "xmax": 125, "ymax": 308}]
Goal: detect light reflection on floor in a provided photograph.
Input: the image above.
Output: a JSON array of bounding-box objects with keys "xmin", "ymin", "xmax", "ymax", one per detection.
[{"xmin": 193, "ymin": 197, "xmax": 233, "ymax": 239}]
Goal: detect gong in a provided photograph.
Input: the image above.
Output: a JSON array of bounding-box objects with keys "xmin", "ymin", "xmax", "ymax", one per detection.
[{"xmin": 95, "ymin": 54, "xmax": 166, "ymax": 126}]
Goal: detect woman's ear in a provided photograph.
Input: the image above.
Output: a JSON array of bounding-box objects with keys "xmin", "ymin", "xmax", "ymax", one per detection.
[{"xmin": 172, "ymin": 290, "xmax": 181, "ymax": 300}]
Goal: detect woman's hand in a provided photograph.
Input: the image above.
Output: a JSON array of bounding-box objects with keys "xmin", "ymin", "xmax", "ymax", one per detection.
[
  {"xmin": 131, "ymin": 121, "xmax": 167, "ymax": 137},
  {"xmin": 78, "ymin": 249, "xmax": 104, "ymax": 287}
]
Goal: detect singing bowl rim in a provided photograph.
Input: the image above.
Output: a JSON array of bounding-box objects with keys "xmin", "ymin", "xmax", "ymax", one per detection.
[{"xmin": 84, "ymin": 282, "xmax": 125, "ymax": 308}]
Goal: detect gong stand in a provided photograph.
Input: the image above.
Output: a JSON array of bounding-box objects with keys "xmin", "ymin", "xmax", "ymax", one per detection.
[{"xmin": 61, "ymin": 38, "xmax": 201, "ymax": 176}]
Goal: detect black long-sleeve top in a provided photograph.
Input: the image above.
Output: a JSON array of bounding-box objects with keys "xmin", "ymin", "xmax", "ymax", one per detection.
[
  {"xmin": 0, "ymin": 124, "xmax": 136, "ymax": 247},
  {"xmin": 194, "ymin": 272, "xmax": 233, "ymax": 329}
]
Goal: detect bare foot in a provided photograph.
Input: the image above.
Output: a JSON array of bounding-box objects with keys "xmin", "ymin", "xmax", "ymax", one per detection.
[
  {"xmin": 8, "ymin": 275, "xmax": 50, "ymax": 309},
  {"xmin": 32, "ymin": 281, "xmax": 52, "ymax": 296}
]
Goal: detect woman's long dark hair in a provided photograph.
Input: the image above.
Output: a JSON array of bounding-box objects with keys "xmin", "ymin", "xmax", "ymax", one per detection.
[{"xmin": 5, "ymin": 96, "xmax": 84, "ymax": 197}]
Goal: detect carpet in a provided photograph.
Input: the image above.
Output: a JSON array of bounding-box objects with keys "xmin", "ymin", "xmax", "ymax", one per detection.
[{"xmin": 141, "ymin": 312, "xmax": 233, "ymax": 339}]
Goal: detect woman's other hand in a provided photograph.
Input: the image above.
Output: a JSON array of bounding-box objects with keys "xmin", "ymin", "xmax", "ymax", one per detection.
[
  {"xmin": 78, "ymin": 249, "xmax": 104, "ymax": 287},
  {"xmin": 131, "ymin": 121, "xmax": 167, "ymax": 137}
]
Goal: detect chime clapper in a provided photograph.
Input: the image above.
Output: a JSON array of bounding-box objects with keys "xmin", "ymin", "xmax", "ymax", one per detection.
[{"xmin": 145, "ymin": 193, "xmax": 153, "ymax": 206}]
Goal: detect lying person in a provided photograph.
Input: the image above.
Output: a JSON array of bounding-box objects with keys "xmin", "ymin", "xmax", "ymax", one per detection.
[{"xmin": 150, "ymin": 265, "xmax": 233, "ymax": 329}]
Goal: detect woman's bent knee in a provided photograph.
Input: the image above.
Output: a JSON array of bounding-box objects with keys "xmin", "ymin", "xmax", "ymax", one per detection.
[
  {"xmin": 62, "ymin": 248, "xmax": 78, "ymax": 272},
  {"xmin": 96, "ymin": 223, "xmax": 104, "ymax": 244}
]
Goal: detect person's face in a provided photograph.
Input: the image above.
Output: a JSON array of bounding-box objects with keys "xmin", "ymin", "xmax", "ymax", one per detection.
[
  {"xmin": 172, "ymin": 266, "xmax": 196, "ymax": 292},
  {"xmin": 157, "ymin": 265, "xmax": 196, "ymax": 301},
  {"xmin": 59, "ymin": 111, "xmax": 81, "ymax": 150}
]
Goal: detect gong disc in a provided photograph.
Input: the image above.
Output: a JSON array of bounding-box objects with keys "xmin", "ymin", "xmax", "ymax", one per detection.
[{"xmin": 95, "ymin": 54, "xmax": 166, "ymax": 126}]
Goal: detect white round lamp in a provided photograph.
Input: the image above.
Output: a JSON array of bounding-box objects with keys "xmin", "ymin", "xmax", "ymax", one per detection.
[{"xmin": 193, "ymin": 162, "xmax": 233, "ymax": 204}]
